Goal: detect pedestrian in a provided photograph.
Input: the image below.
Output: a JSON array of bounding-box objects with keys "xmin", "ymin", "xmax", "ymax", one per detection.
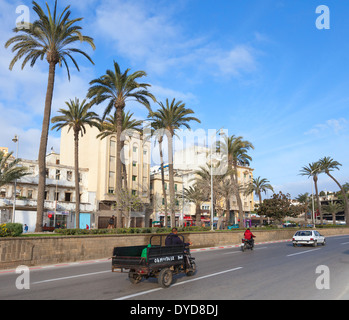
[
  {"xmin": 108, "ymin": 215, "xmax": 115, "ymax": 229},
  {"xmin": 23, "ymin": 224, "xmax": 28, "ymax": 233}
]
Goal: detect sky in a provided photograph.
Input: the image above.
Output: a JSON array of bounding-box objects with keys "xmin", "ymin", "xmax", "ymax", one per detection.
[{"xmin": 1, "ymin": 0, "xmax": 349, "ymax": 199}]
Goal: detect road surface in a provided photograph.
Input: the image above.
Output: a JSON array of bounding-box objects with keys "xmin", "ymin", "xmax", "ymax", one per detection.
[{"xmin": 1, "ymin": 234, "xmax": 349, "ymax": 300}]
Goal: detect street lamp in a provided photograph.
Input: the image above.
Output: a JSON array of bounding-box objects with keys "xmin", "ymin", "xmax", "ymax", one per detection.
[{"xmin": 12, "ymin": 135, "xmax": 19, "ymax": 223}]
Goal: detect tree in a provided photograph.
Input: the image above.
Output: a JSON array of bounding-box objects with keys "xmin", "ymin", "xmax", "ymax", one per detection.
[
  {"xmin": 5, "ymin": 0, "xmax": 95, "ymax": 232},
  {"xmin": 87, "ymin": 61, "xmax": 155, "ymax": 227},
  {"xmin": 0, "ymin": 151, "xmax": 29, "ymax": 187},
  {"xmin": 51, "ymin": 98, "xmax": 100, "ymax": 228},
  {"xmin": 245, "ymin": 176, "xmax": 274, "ymax": 225},
  {"xmin": 150, "ymin": 98, "xmax": 200, "ymax": 227},
  {"xmin": 299, "ymin": 162, "xmax": 323, "ymax": 224},
  {"xmin": 322, "ymin": 201, "xmax": 344, "ymax": 224},
  {"xmin": 256, "ymin": 192, "xmax": 300, "ymax": 223},
  {"xmin": 295, "ymin": 192, "xmax": 310, "ymax": 222},
  {"xmin": 319, "ymin": 156, "xmax": 349, "ymax": 226},
  {"xmin": 182, "ymin": 185, "xmax": 208, "ymax": 226},
  {"xmin": 220, "ymin": 134, "xmax": 254, "ymax": 228},
  {"xmin": 148, "ymin": 117, "xmax": 169, "ymax": 227}
]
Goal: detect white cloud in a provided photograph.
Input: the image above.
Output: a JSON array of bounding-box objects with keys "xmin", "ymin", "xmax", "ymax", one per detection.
[
  {"xmin": 305, "ymin": 118, "xmax": 349, "ymax": 136},
  {"xmin": 93, "ymin": 0, "xmax": 258, "ymax": 78}
]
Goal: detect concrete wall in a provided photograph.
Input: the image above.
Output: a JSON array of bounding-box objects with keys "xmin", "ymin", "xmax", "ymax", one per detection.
[{"xmin": 1, "ymin": 228, "xmax": 348, "ymax": 270}]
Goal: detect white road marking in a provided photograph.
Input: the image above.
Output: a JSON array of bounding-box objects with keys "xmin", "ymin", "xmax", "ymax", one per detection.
[
  {"xmin": 340, "ymin": 242, "xmax": 349, "ymax": 245},
  {"xmin": 286, "ymin": 248, "xmax": 321, "ymax": 257},
  {"xmin": 115, "ymin": 267, "xmax": 243, "ymax": 300},
  {"xmin": 32, "ymin": 270, "xmax": 110, "ymax": 284}
]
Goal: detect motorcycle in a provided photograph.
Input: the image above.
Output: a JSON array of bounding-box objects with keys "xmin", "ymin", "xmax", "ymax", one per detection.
[{"xmin": 241, "ymin": 237, "xmax": 255, "ymax": 252}]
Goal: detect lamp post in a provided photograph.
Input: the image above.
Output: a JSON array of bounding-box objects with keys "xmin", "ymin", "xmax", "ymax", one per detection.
[{"xmin": 12, "ymin": 135, "xmax": 19, "ymax": 223}]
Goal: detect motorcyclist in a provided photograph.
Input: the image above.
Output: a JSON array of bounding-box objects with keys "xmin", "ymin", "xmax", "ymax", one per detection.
[{"xmin": 244, "ymin": 228, "xmax": 256, "ymax": 247}]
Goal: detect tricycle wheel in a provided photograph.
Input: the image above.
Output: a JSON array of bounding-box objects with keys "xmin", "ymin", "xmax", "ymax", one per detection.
[
  {"xmin": 186, "ymin": 261, "xmax": 196, "ymax": 276},
  {"xmin": 128, "ymin": 270, "xmax": 142, "ymax": 284},
  {"xmin": 158, "ymin": 268, "xmax": 173, "ymax": 288}
]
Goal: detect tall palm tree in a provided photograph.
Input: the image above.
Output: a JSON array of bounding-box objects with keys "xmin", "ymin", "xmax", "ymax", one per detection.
[
  {"xmin": 319, "ymin": 157, "xmax": 349, "ymax": 226},
  {"xmin": 97, "ymin": 110, "xmax": 143, "ymax": 190},
  {"xmin": 5, "ymin": 0, "xmax": 95, "ymax": 232},
  {"xmin": 148, "ymin": 117, "xmax": 169, "ymax": 227},
  {"xmin": 151, "ymin": 98, "xmax": 201, "ymax": 227},
  {"xmin": 0, "ymin": 151, "xmax": 29, "ymax": 187},
  {"xmin": 87, "ymin": 61, "xmax": 155, "ymax": 227},
  {"xmin": 220, "ymin": 134, "xmax": 254, "ymax": 228},
  {"xmin": 51, "ymin": 98, "xmax": 100, "ymax": 228},
  {"xmin": 245, "ymin": 176, "xmax": 274, "ymax": 225},
  {"xmin": 300, "ymin": 162, "xmax": 323, "ymax": 224}
]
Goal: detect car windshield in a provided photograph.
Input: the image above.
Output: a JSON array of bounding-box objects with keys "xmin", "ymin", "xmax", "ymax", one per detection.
[{"xmin": 295, "ymin": 231, "xmax": 312, "ymax": 236}]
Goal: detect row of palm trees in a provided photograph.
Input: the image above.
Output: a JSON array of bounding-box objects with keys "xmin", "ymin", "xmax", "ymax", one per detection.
[
  {"xmin": 4, "ymin": 1, "xmax": 205, "ymax": 230},
  {"xmin": 300, "ymin": 157, "xmax": 349, "ymax": 225}
]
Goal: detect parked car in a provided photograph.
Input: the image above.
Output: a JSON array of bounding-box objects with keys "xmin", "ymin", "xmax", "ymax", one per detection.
[
  {"xmin": 227, "ymin": 224, "xmax": 239, "ymax": 230},
  {"xmin": 292, "ymin": 230, "xmax": 326, "ymax": 247}
]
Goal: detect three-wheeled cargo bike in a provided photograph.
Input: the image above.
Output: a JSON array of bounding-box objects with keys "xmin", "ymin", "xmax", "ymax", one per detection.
[{"xmin": 111, "ymin": 235, "xmax": 196, "ymax": 288}]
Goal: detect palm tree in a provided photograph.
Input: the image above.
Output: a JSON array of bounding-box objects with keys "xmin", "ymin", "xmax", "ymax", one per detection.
[
  {"xmin": 245, "ymin": 176, "xmax": 274, "ymax": 225},
  {"xmin": 97, "ymin": 110, "xmax": 143, "ymax": 190},
  {"xmin": 87, "ymin": 61, "xmax": 156, "ymax": 227},
  {"xmin": 182, "ymin": 184, "xmax": 208, "ymax": 226},
  {"xmin": 148, "ymin": 117, "xmax": 169, "ymax": 227},
  {"xmin": 220, "ymin": 134, "xmax": 254, "ymax": 228},
  {"xmin": 322, "ymin": 201, "xmax": 344, "ymax": 225},
  {"xmin": 151, "ymin": 98, "xmax": 201, "ymax": 227},
  {"xmin": 0, "ymin": 151, "xmax": 29, "ymax": 187},
  {"xmin": 51, "ymin": 98, "xmax": 100, "ymax": 228},
  {"xmin": 300, "ymin": 162, "xmax": 323, "ymax": 224},
  {"xmin": 295, "ymin": 192, "xmax": 310, "ymax": 222},
  {"xmin": 5, "ymin": 0, "xmax": 95, "ymax": 232},
  {"xmin": 319, "ymin": 157, "xmax": 349, "ymax": 226}
]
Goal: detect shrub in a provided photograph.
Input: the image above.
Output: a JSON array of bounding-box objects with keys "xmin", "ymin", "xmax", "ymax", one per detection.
[{"xmin": 0, "ymin": 223, "xmax": 23, "ymax": 237}]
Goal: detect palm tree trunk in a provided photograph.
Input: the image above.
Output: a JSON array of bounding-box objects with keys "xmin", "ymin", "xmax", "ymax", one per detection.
[
  {"xmin": 115, "ymin": 104, "xmax": 124, "ymax": 228},
  {"xmin": 195, "ymin": 203, "xmax": 201, "ymax": 226},
  {"xmin": 232, "ymin": 160, "xmax": 244, "ymax": 228},
  {"xmin": 159, "ymin": 137, "xmax": 168, "ymax": 227},
  {"xmin": 36, "ymin": 62, "xmax": 56, "ymax": 232},
  {"xmin": 168, "ymin": 134, "xmax": 175, "ymax": 227},
  {"xmin": 326, "ymin": 172, "xmax": 349, "ymax": 226},
  {"xmin": 313, "ymin": 177, "xmax": 322, "ymax": 224},
  {"xmin": 74, "ymin": 130, "xmax": 80, "ymax": 229}
]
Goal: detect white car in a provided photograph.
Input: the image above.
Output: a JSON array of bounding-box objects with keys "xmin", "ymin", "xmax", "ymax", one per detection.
[{"xmin": 292, "ymin": 230, "xmax": 326, "ymax": 247}]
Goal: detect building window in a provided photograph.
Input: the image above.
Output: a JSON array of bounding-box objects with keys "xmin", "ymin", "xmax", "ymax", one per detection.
[
  {"xmin": 55, "ymin": 170, "xmax": 60, "ymax": 180},
  {"xmin": 65, "ymin": 192, "xmax": 72, "ymax": 202},
  {"xmin": 28, "ymin": 190, "xmax": 33, "ymax": 199},
  {"xmin": 132, "ymin": 175, "xmax": 137, "ymax": 181},
  {"xmin": 67, "ymin": 171, "xmax": 72, "ymax": 181},
  {"xmin": 132, "ymin": 190, "xmax": 137, "ymax": 196}
]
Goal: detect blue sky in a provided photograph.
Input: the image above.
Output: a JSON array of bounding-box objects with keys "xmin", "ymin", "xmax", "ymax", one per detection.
[{"xmin": 1, "ymin": 0, "xmax": 349, "ymax": 199}]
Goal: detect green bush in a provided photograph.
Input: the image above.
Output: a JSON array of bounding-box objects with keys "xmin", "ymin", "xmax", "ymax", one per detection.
[{"xmin": 0, "ymin": 223, "xmax": 23, "ymax": 237}]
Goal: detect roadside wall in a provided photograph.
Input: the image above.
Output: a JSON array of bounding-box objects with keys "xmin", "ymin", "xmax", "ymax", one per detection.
[{"xmin": 1, "ymin": 228, "xmax": 348, "ymax": 270}]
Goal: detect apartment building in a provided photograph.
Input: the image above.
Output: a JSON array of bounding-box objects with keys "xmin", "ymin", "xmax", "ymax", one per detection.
[
  {"xmin": 60, "ymin": 126, "xmax": 151, "ymax": 227},
  {"xmin": 174, "ymin": 145, "xmax": 255, "ymax": 225},
  {"xmin": 149, "ymin": 166, "xmax": 184, "ymax": 227},
  {"xmin": 0, "ymin": 149, "xmax": 95, "ymax": 232}
]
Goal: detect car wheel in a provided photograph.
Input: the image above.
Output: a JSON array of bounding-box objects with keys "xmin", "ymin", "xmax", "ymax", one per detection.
[
  {"xmin": 312, "ymin": 241, "xmax": 317, "ymax": 247},
  {"xmin": 322, "ymin": 240, "xmax": 326, "ymax": 246}
]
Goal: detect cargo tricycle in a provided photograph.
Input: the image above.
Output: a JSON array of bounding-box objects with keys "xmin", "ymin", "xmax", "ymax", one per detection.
[{"xmin": 111, "ymin": 234, "xmax": 196, "ymax": 288}]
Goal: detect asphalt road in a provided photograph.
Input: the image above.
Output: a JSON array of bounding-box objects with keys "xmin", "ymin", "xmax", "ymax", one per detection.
[{"xmin": 1, "ymin": 235, "xmax": 349, "ymax": 300}]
